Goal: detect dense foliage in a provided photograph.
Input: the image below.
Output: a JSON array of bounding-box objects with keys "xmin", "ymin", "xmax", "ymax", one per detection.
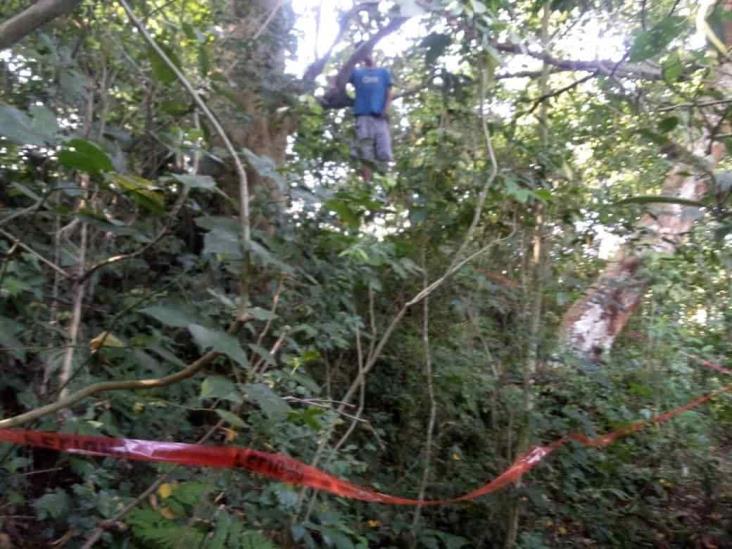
[{"xmin": 0, "ymin": 0, "xmax": 730, "ymax": 547}]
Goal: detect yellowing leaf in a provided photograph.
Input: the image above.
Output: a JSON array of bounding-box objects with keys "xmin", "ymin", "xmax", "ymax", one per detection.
[
  {"xmin": 367, "ymin": 520, "xmax": 380, "ymax": 528},
  {"xmin": 222, "ymin": 427, "xmax": 237, "ymax": 442},
  {"xmin": 159, "ymin": 506, "xmax": 177, "ymax": 520},
  {"xmin": 451, "ymin": 452, "xmax": 461, "ymax": 461},
  {"xmin": 158, "ymin": 483, "xmax": 174, "ymax": 499},
  {"xmin": 89, "ymin": 331, "xmax": 125, "ymax": 351}
]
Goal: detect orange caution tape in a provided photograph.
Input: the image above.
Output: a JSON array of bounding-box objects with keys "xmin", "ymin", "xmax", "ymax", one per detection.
[{"xmin": 0, "ymin": 367, "xmax": 729, "ymax": 505}]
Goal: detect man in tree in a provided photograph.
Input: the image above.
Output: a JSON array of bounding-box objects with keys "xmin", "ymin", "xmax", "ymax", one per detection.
[{"xmin": 349, "ymin": 52, "xmax": 393, "ymax": 181}]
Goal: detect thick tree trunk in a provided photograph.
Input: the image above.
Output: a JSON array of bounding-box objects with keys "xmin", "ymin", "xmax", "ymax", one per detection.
[
  {"xmin": 0, "ymin": 0, "xmax": 82, "ymax": 50},
  {"xmin": 206, "ymin": 0, "xmax": 295, "ymax": 230},
  {"xmin": 561, "ymin": 64, "xmax": 731, "ymax": 359}
]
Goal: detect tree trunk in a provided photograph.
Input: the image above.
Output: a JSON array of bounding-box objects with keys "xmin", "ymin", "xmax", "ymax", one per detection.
[
  {"xmin": 209, "ymin": 0, "xmax": 295, "ymax": 229},
  {"xmin": 560, "ymin": 17, "xmax": 732, "ymax": 358}
]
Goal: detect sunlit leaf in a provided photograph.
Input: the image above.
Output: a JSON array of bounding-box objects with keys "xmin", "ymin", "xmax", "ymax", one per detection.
[{"xmin": 108, "ymin": 173, "xmax": 165, "ymax": 214}]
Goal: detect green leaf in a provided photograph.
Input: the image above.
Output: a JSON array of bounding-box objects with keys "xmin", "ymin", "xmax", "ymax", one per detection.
[
  {"xmin": 629, "ymin": 16, "xmax": 685, "ymax": 62},
  {"xmin": 29, "ymin": 104, "xmax": 59, "ymax": 138},
  {"xmin": 243, "ymin": 383, "xmax": 291, "ymax": 420},
  {"xmin": 0, "ymin": 316, "xmax": 25, "ymax": 360},
  {"xmin": 657, "ymin": 116, "xmax": 679, "ymax": 133},
  {"xmin": 200, "ymin": 376, "xmax": 242, "ymax": 403},
  {"xmin": 188, "ymin": 324, "xmax": 248, "ymax": 368},
  {"xmin": 325, "ymin": 198, "xmax": 360, "ymax": 228},
  {"xmin": 147, "ymin": 44, "xmax": 180, "ymax": 84},
  {"xmin": 662, "ymin": 51, "xmax": 684, "ymax": 81},
  {"xmin": 250, "ymin": 240, "xmax": 295, "ymax": 273},
  {"xmin": 58, "ymin": 139, "xmax": 114, "ymax": 174},
  {"xmin": 421, "ymin": 33, "xmax": 452, "ymax": 65},
  {"xmin": 33, "ymin": 489, "xmax": 70, "ymax": 520},
  {"xmin": 194, "ymin": 216, "xmax": 241, "ymax": 232},
  {"xmin": 249, "ymin": 343, "xmax": 276, "ymax": 367},
  {"xmin": 141, "ymin": 304, "xmax": 201, "ymax": 328},
  {"xmin": 0, "ymin": 104, "xmax": 54, "ymax": 146},
  {"xmin": 172, "ymin": 173, "xmax": 216, "ymax": 190},
  {"xmin": 203, "ymin": 227, "xmax": 242, "ymax": 258},
  {"xmin": 242, "ymin": 148, "xmax": 286, "ymax": 191},
  {"xmin": 214, "ymin": 409, "xmax": 246, "ymax": 428},
  {"xmin": 108, "ymin": 173, "xmax": 165, "ymax": 214}
]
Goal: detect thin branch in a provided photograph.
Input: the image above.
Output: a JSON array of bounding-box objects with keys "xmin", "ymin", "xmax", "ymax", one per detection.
[
  {"xmin": 253, "ymin": 277, "xmax": 285, "ymax": 350},
  {"xmin": 410, "ymin": 250, "xmax": 437, "ymax": 538},
  {"xmin": 657, "ymin": 98, "xmax": 732, "ymax": 112},
  {"xmin": 0, "ymin": 320, "xmax": 242, "ymax": 429},
  {"xmin": 0, "ymin": 228, "xmax": 71, "ymax": 279},
  {"xmin": 524, "ymin": 72, "xmax": 596, "ymax": 115},
  {"xmin": 118, "ymin": 0, "xmax": 251, "ymax": 320},
  {"xmin": 318, "ymin": 16, "xmax": 408, "ymax": 109},
  {"xmin": 450, "ymin": 64, "xmax": 500, "ymax": 264},
  {"xmin": 492, "ymin": 41, "xmax": 663, "ymax": 80},
  {"xmin": 77, "ymin": 188, "xmax": 189, "ymax": 284},
  {"xmin": 252, "ymin": 0, "xmax": 284, "ymax": 40},
  {"xmin": 302, "ymin": 4, "xmax": 362, "ymax": 82},
  {"xmin": 332, "ymin": 328, "xmax": 367, "ymax": 453}
]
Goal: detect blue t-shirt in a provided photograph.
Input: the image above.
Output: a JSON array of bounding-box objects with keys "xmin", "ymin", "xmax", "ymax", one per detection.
[{"xmin": 349, "ymin": 67, "xmax": 392, "ymax": 116}]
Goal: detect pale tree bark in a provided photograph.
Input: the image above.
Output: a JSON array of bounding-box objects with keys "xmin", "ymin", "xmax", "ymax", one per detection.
[
  {"xmin": 560, "ymin": 4, "xmax": 732, "ymax": 360},
  {"xmin": 0, "ymin": 0, "xmax": 82, "ymax": 51}
]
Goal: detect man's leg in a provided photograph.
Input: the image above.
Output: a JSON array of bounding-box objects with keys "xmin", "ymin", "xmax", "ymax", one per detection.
[
  {"xmin": 355, "ymin": 116, "xmax": 377, "ymax": 182},
  {"xmin": 373, "ymin": 117, "xmax": 393, "ymax": 165}
]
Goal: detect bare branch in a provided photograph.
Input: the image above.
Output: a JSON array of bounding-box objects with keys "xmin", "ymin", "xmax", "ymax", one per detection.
[
  {"xmin": 0, "ymin": 0, "xmax": 82, "ymax": 51},
  {"xmin": 492, "ymin": 41, "xmax": 664, "ymax": 80},
  {"xmin": 0, "ymin": 319, "xmax": 244, "ymax": 429},
  {"xmin": 0, "ymin": 350, "xmax": 218, "ymax": 429},
  {"xmin": 319, "ymin": 17, "xmax": 408, "ymax": 109},
  {"xmin": 0, "ymin": 228, "xmax": 71, "ymax": 279}
]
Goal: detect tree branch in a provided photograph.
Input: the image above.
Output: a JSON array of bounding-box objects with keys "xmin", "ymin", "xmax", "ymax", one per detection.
[
  {"xmin": 492, "ymin": 41, "xmax": 664, "ymax": 80},
  {"xmin": 0, "ymin": 0, "xmax": 82, "ymax": 50},
  {"xmin": 0, "ymin": 350, "xmax": 217, "ymax": 429},
  {"xmin": 318, "ymin": 17, "xmax": 408, "ymax": 109},
  {"xmin": 0, "ymin": 318, "xmax": 244, "ymax": 429}
]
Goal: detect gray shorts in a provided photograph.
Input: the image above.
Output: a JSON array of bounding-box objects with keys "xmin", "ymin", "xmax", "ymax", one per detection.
[{"xmin": 352, "ymin": 115, "xmax": 392, "ymax": 164}]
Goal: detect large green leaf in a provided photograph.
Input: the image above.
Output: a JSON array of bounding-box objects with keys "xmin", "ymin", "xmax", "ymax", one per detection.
[
  {"xmin": 200, "ymin": 376, "xmax": 242, "ymax": 403},
  {"xmin": 0, "ymin": 316, "xmax": 25, "ymax": 360},
  {"xmin": 147, "ymin": 44, "xmax": 181, "ymax": 84},
  {"xmin": 0, "ymin": 104, "xmax": 56, "ymax": 146},
  {"xmin": 108, "ymin": 173, "xmax": 166, "ymax": 214},
  {"xmin": 188, "ymin": 324, "xmax": 248, "ymax": 368},
  {"xmin": 58, "ymin": 139, "xmax": 114, "ymax": 174},
  {"xmin": 141, "ymin": 304, "xmax": 202, "ymax": 328},
  {"xmin": 214, "ymin": 409, "xmax": 246, "ymax": 428},
  {"xmin": 242, "ymin": 148, "xmax": 286, "ymax": 191},
  {"xmin": 243, "ymin": 383, "xmax": 291, "ymax": 421},
  {"xmin": 172, "ymin": 173, "xmax": 216, "ymax": 190}
]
